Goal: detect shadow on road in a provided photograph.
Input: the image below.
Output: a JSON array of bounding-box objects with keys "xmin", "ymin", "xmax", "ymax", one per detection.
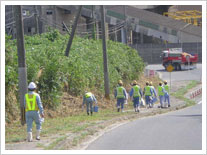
[
  {"xmin": 169, "ymin": 114, "xmax": 202, "ymax": 117},
  {"xmin": 156, "ymin": 69, "xmax": 184, "ymax": 72}
]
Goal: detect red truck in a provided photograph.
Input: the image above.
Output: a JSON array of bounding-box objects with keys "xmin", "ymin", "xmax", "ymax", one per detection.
[{"xmin": 161, "ymin": 48, "xmax": 198, "ymax": 71}]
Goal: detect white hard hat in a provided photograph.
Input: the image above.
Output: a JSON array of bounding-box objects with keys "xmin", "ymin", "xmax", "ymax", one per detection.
[{"xmin": 28, "ymin": 82, "xmax": 36, "ymax": 89}]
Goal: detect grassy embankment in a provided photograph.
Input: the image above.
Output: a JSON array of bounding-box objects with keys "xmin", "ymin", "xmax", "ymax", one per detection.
[
  {"xmin": 5, "ymin": 29, "xmax": 145, "ymax": 123},
  {"xmin": 5, "ymin": 80, "xmax": 201, "ymax": 150}
]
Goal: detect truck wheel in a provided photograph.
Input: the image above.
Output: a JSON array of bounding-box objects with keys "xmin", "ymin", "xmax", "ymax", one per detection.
[
  {"xmin": 174, "ymin": 64, "xmax": 178, "ymax": 71},
  {"xmin": 178, "ymin": 64, "xmax": 181, "ymax": 71}
]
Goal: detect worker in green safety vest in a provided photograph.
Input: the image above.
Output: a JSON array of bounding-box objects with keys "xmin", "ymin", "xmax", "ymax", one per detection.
[
  {"xmin": 82, "ymin": 91, "xmax": 97, "ymax": 116},
  {"xmin": 143, "ymin": 81, "xmax": 153, "ymax": 108},
  {"xmin": 129, "ymin": 80, "xmax": 143, "ymax": 112},
  {"xmin": 149, "ymin": 81, "xmax": 157, "ymax": 108},
  {"xmin": 114, "ymin": 80, "xmax": 127, "ymax": 112},
  {"xmin": 24, "ymin": 82, "xmax": 44, "ymax": 142},
  {"xmin": 164, "ymin": 81, "xmax": 170, "ymax": 107},
  {"xmin": 158, "ymin": 82, "xmax": 166, "ymax": 108}
]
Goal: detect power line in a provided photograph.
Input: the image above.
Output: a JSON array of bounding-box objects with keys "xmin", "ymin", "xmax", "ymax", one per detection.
[
  {"xmin": 5, "ymin": 6, "xmax": 126, "ymax": 35},
  {"xmin": 77, "ymin": 20, "xmax": 97, "ymax": 27},
  {"xmin": 79, "ymin": 21, "xmax": 125, "ymax": 36},
  {"xmin": 78, "ymin": 21, "xmax": 125, "ymax": 34},
  {"xmin": 5, "ymin": 9, "xmax": 126, "ymax": 39},
  {"xmin": 79, "ymin": 24, "xmax": 124, "ymax": 37},
  {"xmin": 39, "ymin": 14, "xmax": 126, "ymax": 36},
  {"xmin": 39, "ymin": 14, "xmax": 98, "ymax": 28}
]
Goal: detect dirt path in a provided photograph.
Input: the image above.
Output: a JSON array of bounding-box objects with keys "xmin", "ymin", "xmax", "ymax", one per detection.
[{"xmin": 5, "ymin": 80, "xmax": 202, "ymax": 150}]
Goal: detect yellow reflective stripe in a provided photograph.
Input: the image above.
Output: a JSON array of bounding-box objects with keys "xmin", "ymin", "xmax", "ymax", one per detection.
[
  {"xmin": 35, "ymin": 101, "xmax": 39, "ymax": 111},
  {"xmin": 25, "ymin": 94, "xmax": 31, "ymax": 110},
  {"xmin": 25, "ymin": 94, "xmax": 37, "ymax": 111},
  {"xmin": 31, "ymin": 95, "xmax": 36, "ymax": 110}
]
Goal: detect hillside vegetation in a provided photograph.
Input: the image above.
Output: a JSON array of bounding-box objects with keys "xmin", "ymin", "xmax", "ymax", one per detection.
[{"xmin": 5, "ymin": 29, "xmax": 145, "ymax": 123}]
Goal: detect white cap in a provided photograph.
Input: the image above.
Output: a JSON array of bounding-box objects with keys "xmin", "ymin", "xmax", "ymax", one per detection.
[{"xmin": 28, "ymin": 82, "xmax": 36, "ymax": 89}]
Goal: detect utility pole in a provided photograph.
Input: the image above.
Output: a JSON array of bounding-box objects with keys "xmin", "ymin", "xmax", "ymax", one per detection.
[
  {"xmin": 100, "ymin": 5, "xmax": 110, "ymax": 99},
  {"xmin": 114, "ymin": 24, "xmax": 117, "ymax": 42},
  {"xmin": 124, "ymin": 5, "xmax": 127, "ymax": 45},
  {"xmin": 65, "ymin": 5, "xmax": 82, "ymax": 57},
  {"xmin": 13, "ymin": 5, "xmax": 28, "ymax": 126},
  {"xmin": 34, "ymin": 5, "xmax": 39, "ymax": 34},
  {"xmin": 96, "ymin": 21, "xmax": 99, "ymax": 40},
  {"xmin": 11, "ymin": 6, "xmax": 15, "ymax": 39},
  {"xmin": 91, "ymin": 5, "xmax": 96, "ymax": 39},
  {"xmin": 121, "ymin": 6, "xmax": 127, "ymax": 44}
]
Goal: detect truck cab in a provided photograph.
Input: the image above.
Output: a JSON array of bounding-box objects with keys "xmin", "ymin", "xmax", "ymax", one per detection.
[{"xmin": 161, "ymin": 48, "xmax": 198, "ymax": 71}]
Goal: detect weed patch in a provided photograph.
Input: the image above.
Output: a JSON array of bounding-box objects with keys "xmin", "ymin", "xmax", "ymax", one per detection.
[{"xmin": 171, "ymin": 80, "xmax": 199, "ymax": 106}]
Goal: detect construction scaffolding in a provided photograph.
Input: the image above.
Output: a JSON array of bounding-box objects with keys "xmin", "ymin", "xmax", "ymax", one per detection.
[{"xmin": 163, "ymin": 10, "xmax": 202, "ymax": 27}]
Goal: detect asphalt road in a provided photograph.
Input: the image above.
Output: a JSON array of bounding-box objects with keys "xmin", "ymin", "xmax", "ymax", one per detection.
[
  {"xmin": 87, "ymin": 102, "xmax": 202, "ymax": 150},
  {"xmin": 146, "ymin": 64, "xmax": 202, "ymax": 82}
]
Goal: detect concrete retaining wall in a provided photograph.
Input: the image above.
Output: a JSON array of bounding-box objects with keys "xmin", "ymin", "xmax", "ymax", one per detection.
[{"xmin": 130, "ymin": 42, "xmax": 202, "ymax": 64}]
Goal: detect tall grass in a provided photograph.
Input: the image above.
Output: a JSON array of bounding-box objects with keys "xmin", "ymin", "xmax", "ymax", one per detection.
[{"xmin": 5, "ymin": 29, "xmax": 145, "ymax": 121}]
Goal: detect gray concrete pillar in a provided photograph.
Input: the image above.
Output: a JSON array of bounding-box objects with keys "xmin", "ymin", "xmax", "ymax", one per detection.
[
  {"xmin": 140, "ymin": 33, "xmax": 144, "ymax": 44},
  {"xmin": 105, "ymin": 23, "xmax": 109, "ymax": 40},
  {"xmin": 121, "ymin": 27, "xmax": 126, "ymax": 44}
]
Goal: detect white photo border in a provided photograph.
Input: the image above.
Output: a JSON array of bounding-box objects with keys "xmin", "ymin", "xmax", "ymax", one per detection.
[{"xmin": 1, "ymin": 1, "xmax": 206, "ymax": 154}]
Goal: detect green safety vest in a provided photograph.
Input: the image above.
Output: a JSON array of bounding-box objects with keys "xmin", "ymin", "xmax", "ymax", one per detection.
[
  {"xmin": 158, "ymin": 86, "xmax": 164, "ymax": 96},
  {"xmin": 145, "ymin": 86, "xmax": 151, "ymax": 96},
  {"xmin": 116, "ymin": 86, "xmax": 125, "ymax": 99},
  {"xmin": 25, "ymin": 93, "xmax": 39, "ymax": 112},
  {"xmin": 133, "ymin": 85, "xmax": 140, "ymax": 97},
  {"xmin": 164, "ymin": 85, "xmax": 169, "ymax": 93},
  {"xmin": 85, "ymin": 92, "xmax": 92, "ymax": 98}
]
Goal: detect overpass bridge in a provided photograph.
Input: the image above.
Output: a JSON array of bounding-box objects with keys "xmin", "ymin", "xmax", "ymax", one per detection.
[{"xmin": 57, "ymin": 5, "xmax": 201, "ymax": 44}]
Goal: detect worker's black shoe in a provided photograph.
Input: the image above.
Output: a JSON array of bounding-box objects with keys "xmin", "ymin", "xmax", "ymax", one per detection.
[
  {"xmin": 36, "ymin": 137, "xmax": 40, "ymax": 141},
  {"xmin": 87, "ymin": 112, "xmax": 89, "ymax": 115},
  {"xmin": 168, "ymin": 105, "xmax": 171, "ymax": 107}
]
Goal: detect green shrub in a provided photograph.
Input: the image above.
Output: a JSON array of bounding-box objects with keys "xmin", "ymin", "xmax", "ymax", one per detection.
[{"xmin": 5, "ymin": 29, "xmax": 144, "ymax": 111}]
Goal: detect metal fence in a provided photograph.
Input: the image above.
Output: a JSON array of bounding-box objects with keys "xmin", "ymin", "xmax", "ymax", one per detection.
[{"xmin": 130, "ymin": 42, "xmax": 202, "ymax": 64}]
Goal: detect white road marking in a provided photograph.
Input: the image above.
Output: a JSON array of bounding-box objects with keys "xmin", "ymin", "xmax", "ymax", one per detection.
[{"xmin": 198, "ymin": 101, "xmax": 202, "ymax": 104}]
